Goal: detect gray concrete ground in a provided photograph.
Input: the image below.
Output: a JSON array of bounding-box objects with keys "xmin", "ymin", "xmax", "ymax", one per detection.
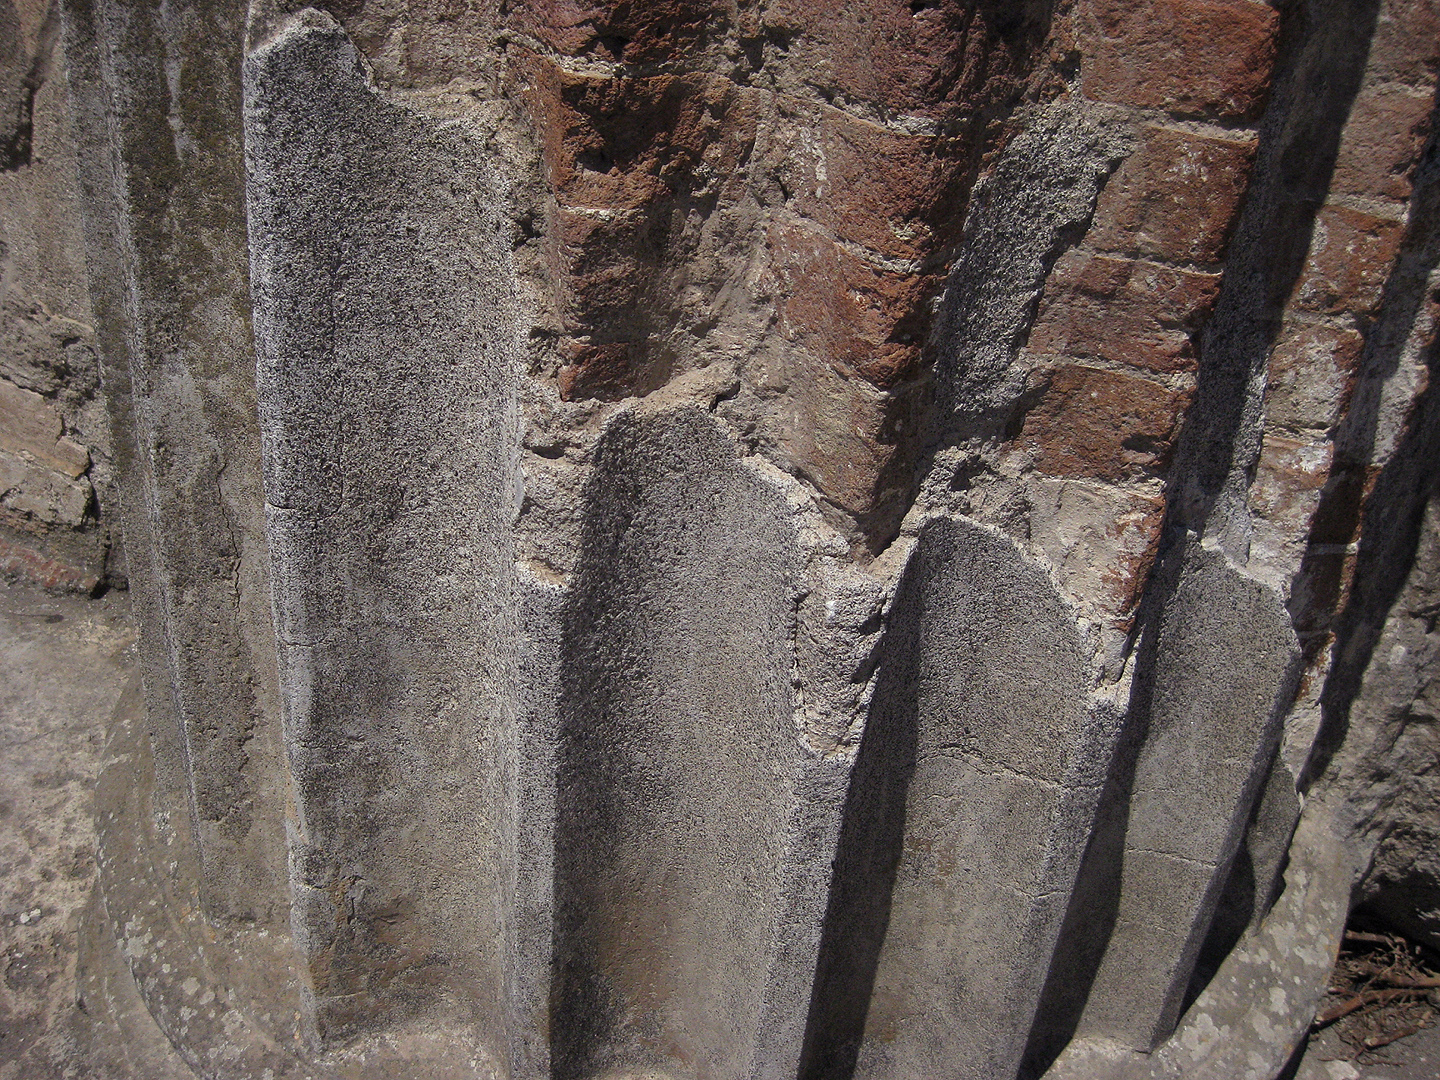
[{"xmin": 0, "ymin": 577, "xmax": 1435, "ymax": 1080}]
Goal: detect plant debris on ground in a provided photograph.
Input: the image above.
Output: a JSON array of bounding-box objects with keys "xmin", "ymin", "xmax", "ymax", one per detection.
[{"xmin": 1309, "ymin": 921, "xmax": 1440, "ymax": 1063}]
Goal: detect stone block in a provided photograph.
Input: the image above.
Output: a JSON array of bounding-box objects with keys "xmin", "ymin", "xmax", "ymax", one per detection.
[
  {"xmin": 1265, "ymin": 321, "xmax": 1365, "ymax": 433},
  {"xmin": 1291, "ymin": 204, "xmax": 1406, "ymax": 316},
  {"xmin": 777, "ymin": 102, "xmax": 967, "ymax": 260},
  {"xmin": 0, "ymin": 295, "xmax": 100, "ymax": 400},
  {"xmin": 1027, "ymin": 250, "xmax": 1222, "ymax": 373},
  {"xmin": 1077, "ymin": 0, "xmax": 1279, "ymax": 120},
  {"xmin": 1017, "ymin": 364, "xmax": 1190, "ymax": 482},
  {"xmin": 769, "ymin": 220, "xmax": 937, "ymax": 388},
  {"xmin": 0, "ymin": 448, "xmax": 91, "ymax": 526},
  {"xmin": 247, "ymin": 14, "xmax": 522, "ymax": 1041},
  {"xmin": 805, "ymin": 516, "xmax": 1105, "ymax": 1080},
  {"xmin": 1088, "ymin": 125, "xmax": 1258, "ymax": 265},
  {"xmin": 1075, "ymin": 540, "xmax": 1300, "ymax": 1051},
  {"xmin": 553, "ymin": 406, "xmax": 817, "ymax": 1080},
  {"xmin": 1331, "ymin": 86, "xmax": 1435, "ymax": 202},
  {"xmin": 0, "ymin": 377, "xmax": 90, "ymax": 477}
]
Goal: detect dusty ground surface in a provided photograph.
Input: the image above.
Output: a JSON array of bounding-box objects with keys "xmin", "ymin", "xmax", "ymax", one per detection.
[
  {"xmin": 1294, "ymin": 1022, "xmax": 1440, "ymax": 1080},
  {"xmin": 1, "ymin": 574, "xmax": 1438, "ymax": 1080},
  {"xmin": 0, "ymin": 580, "xmax": 189, "ymax": 1079},
  {"xmin": 0, "ymin": 579, "xmax": 132, "ymax": 1077}
]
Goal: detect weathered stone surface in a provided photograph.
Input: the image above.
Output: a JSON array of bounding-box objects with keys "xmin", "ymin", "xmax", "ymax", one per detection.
[
  {"xmin": 246, "ymin": 12, "xmax": 522, "ymax": 1042},
  {"xmin": 805, "ymin": 516, "xmax": 1107, "ymax": 1080},
  {"xmin": 0, "ymin": 446, "xmax": 90, "ymax": 524},
  {"xmin": 64, "ymin": 0, "xmax": 288, "ymax": 930},
  {"xmin": 1344, "ymin": 499, "xmax": 1440, "ymax": 952},
  {"xmin": 0, "ymin": 0, "xmax": 113, "ymax": 590},
  {"xmin": 933, "ymin": 102, "xmax": 1131, "ymax": 425},
  {"xmin": 0, "ymin": 376, "xmax": 88, "ymax": 476},
  {"xmin": 1088, "ymin": 126, "xmax": 1258, "ymax": 266},
  {"xmin": 35, "ymin": 1, "xmax": 1440, "ymax": 1078},
  {"xmin": 553, "ymin": 407, "xmax": 817, "ymax": 1080},
  {"xmin": 1073, "ymin": 539, "xmax": 1300, "ymax": 1051},
  {"xmin": 1076, "ymin": 0, "xmax": 1280, "ymax": 120}
]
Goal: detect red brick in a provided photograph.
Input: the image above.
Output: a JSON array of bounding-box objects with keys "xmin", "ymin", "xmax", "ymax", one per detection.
[
  {"xmin": 1027, "ymin": 250, "xmax": 1222, "ymax": 373},
  {"xmin": 1078, "ymin": 0, "xmax": 1279, "ymax": 119},
  {"xmin": 1017, "ymin": 365, "xmax": 1191, "ymax": 481},
  {"xmin": 769, "ymin": 221, "xmax": 939, "ymax": 389},
  {"xmin": 511, "ymin": 0, "xmax": 726, "ymax": 61},
  {"xmin": 1290, "ymin": 205, "xmax": 1406, "ymax": 316},
  {"xmin": 1089, "ymin": 125, "xmax": 1258, "ymax": 265},
  {"xmin": 523, "ymin": 58, "xmax": 758, "ymax": 210},
  {"xmin": 763, "ymin": 0, "xmax": 1048, "ymax": 119},
  {"xmin": 774, "ymin": 103, "xmax": 969, "ymax": 260},
  {"xmin": 557, "ymin": 340, "xmax": 671, "ymax": 401},
  {"xmin": 1332, "ymin": 88, "xmax": 1435, "ymax": 202},
  {"xmin": 1264, "ymin": 321, "xmax": 1364, "ymax": 433},
  {"xmin": 546, "ymin": 206, "xmax": 653, "ymax": 322},
  {"xmin": 1098, "ymin": 495, "xmax": 1166, "ymax": 622},
  {"xmin": 0, "ymin": 534, "xmax": 99, "ymax": 593}
]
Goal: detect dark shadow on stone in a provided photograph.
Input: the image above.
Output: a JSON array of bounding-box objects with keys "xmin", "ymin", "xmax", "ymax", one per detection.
[
  {"xmin": 1302, "ymin": 100, "xmax": 1440, "ymax": 788},
  {"xmin": 1168, "ymin": 0, "xmax": 1381, "ymax": 532},
  {"xmin": 1015, "ymin": 4, "xmax": 1386, "ymax": 1067},
  {"xmin": 1015, "ymin": 545, "xmax": 1181, "ymax": 1080},
  {"xmin": 796, "ymin": 553, "xmax": 925, "ymax": 1080}
]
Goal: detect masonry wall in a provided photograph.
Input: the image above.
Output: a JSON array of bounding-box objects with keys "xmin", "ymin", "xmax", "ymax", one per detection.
[{"xmin": 16, "ymin": 0, "xmax": 1440, "ymax": 1078}]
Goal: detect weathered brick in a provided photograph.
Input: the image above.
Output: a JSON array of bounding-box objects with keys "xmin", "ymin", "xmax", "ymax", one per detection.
[
  {"xmin": 1331, "ymin": 87, "xmax": 1435, "ymax": 202},
  {"xmin": 1030, "ymin": 476, "xmax": 1165, "ymax": 624},
  {"xmin": 1291, "ymin": 205, "xmax": 1406, "ymax": 316},
  {"xmin": 1089, "ymin": 125, "xmax": 1258, "ymax": 265},
  {"xmin": 1026, "ymin": 250, "xmax": 1221, "ymax": 373},
  {"xmin": 547, "ymin": 205, "xmax": 654, "ymax": 324},
  {"xmin": 1077, "ymin": 0, "xmax": 1279, "ymax": 120},
  {"xmin": 524, "ymin": 57, "xmax": 758, "ymax": 210},
  {"xmin": 769, "ymin": 221, "xmax": 938, "ymax": 389},
  {"xmin": 1264, "ymin": 321, "xmax": 1365, "ymax": 433},
  {"xmin": 763, "ymin": 0, "xmax": 1048, "ymax": 119},
  {"xmin": 1017, "ymin": 365, "xmax": 1190, "ymax": 481},
  {"xmin": 1249, "ymin": 434, "xmax": 1331, "ymax": 537},
  {"xmin": 762, "ymin": 356, "xmax": 926, "ymax": 540},
  {"xmin": 0, "ymin": 533, "xmax": 99, "ymax": 593},
  {"xmin": 511, "ymin": 0, "xmax": 726, "ymax": 61},
  {"xmin": 775, "ymin": 103, "xmax": 968, "ymax": 260},
  {"xmin": 557, "ymin": 340, "xmax": 665, "ymax": 401}
]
